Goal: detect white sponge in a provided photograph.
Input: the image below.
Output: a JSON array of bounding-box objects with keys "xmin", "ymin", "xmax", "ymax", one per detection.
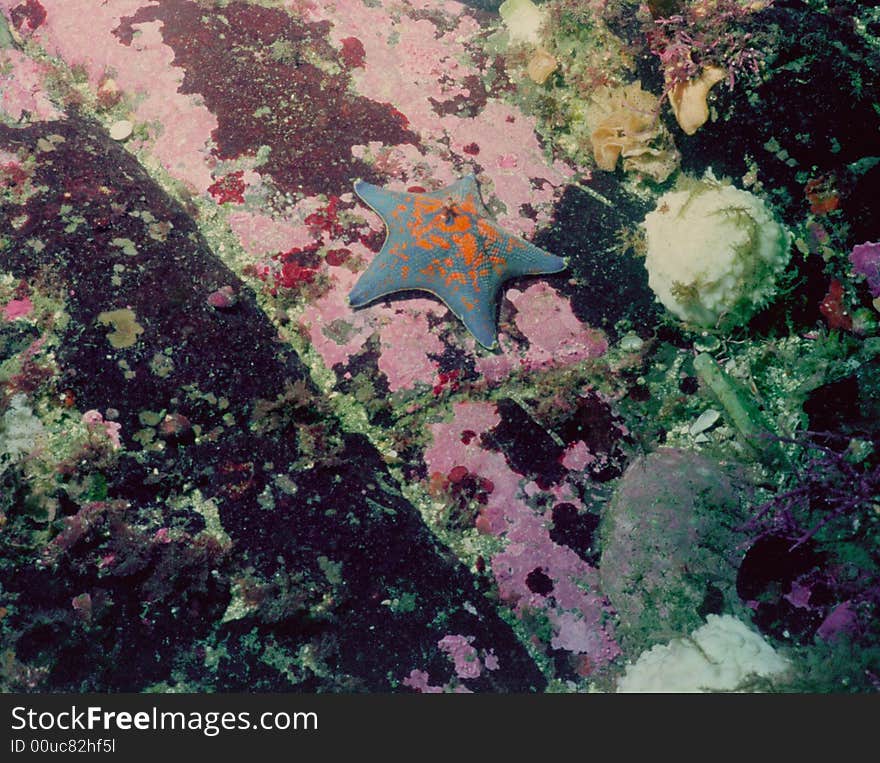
[
  {"xmin": 643, "ymin": 176, "xmax": 790, "ymax": 328},
  {"xmin": 617, "ymin": 614, "xmax": 790, "ymax": 692}
]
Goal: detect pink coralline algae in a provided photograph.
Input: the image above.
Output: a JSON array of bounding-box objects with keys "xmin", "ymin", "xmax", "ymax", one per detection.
[
  {"xmin": 401, "ymin": 669, "xmax": 444, "ymax": 693},
  {"xmin": 3, "ymin": 0, "xmax": 219, "ymax": 191},
  {"xmin": 227, "ymin": 209, "xmax": 317, "ymax": 259},
  {"xmin": 472, "ymin": 284, "xmax": 608, "ymax": 386},
  {"xmin": 82, "ymin": 410, "xmax": 122, "ymax": 450},
  {"xmin": 784, "ymin": 580, "xmax": 812, "ymax": 609},
  {"xmin": 2, "ymin": 295, "xmax": 33, "ymax": 321},
  {"xmin": 401, "ymin": 669, "xmax": 472, "ymax": 693},
  {"xmin": 425, "ymin": 402, "xmax": 620, "ymax": 671},
  {"xmin": 437, "ymin": 634, "xmax": 497, "ymax": 680},
  {"xmin": 307, "ymin": 0, "xmax": 571, "ymax": 226},
  {"xmin": 114, "ymin": 0, "xmax": 416, "ymax": 196},
  {"xmin": 300, "ymin": 238, "xmax": 450, "ymax": 391},
  {"xmin": 0, "ymin": 49, "xmax": 64, "ymax": 122},
  {"xmin": 376, "ymin": 308, "xmax": 446, "ymax": 393},
  {"xmin": 299, "ymin": 263, "xmax": 376, "ymax": 369},
  {"xmin": 402, "ymin": 634, "xmax": 499, "ymax": 691},
  {"xmin": 849, "ymin": 242, "xmax": 880, "ymax": 298},
  {"xmin": 560, "ymin": 440, "xmax": 594, "ymax": 472},
  {"xmin": 506, "ymin": 283, "xmax": 608, "ymax": 367},
  {"xmin": 152, "ymin": 527, "xmax": 172, "ymax": 544}
]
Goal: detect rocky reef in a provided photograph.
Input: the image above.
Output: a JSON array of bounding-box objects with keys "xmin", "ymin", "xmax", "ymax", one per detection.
[{"xmin": 1, "ymin": 0, "xmax": 878, "ymax": 693}]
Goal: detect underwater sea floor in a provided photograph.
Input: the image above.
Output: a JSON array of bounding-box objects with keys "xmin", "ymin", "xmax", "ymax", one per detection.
[{"xmin": 0, "ymin": 0, "xmax": 878, "ymax": 692}]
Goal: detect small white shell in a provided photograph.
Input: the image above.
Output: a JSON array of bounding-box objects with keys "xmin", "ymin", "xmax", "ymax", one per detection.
[
  {"xmin": 689, "ymin": 409, "xmax": 721, "ymax": 436},
  {"xmin": 109, "ymin": 120, "xmax": 133, "ymax": 141}
]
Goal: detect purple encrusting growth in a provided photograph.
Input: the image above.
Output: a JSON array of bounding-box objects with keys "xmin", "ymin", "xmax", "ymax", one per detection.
[
  {"xmin": 737, "ymin": 432, "xmax": 880, "ymax": 645},
  {"xmin": 402, "ymin": 633, "xmax": 500, "ymax": 692},
  {"xmin": 438, "ymin": 633, "xmax": 499, "ymax": 679},
  {"xmin": 849, "ymin": 242, "xmax": 880, "ymax": 298},
  {"xmin": 438, "ymin": 634, "xmax": 483, "ymax": 679}
]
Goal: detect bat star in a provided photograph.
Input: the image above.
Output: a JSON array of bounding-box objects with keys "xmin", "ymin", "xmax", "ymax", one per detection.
[{"xmin": 349, "ymin": 175, "xmax": 566, "ymax": 348}]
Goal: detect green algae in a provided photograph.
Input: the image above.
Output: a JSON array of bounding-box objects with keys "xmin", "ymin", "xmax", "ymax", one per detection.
[{"xmin": 97, "ymin": 308, "xmax": 144, "ymax": 349}]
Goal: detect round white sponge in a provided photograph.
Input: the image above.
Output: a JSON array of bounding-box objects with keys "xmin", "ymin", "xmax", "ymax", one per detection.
[{"xmin": 643, "ymin": 177, "xmax": 790, "ymax": 327}]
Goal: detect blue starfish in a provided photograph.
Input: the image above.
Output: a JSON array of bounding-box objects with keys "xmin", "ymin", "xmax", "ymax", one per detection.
[{"xmin": 348, "ymin": 174, "xmax": 566, "ymax": 348}]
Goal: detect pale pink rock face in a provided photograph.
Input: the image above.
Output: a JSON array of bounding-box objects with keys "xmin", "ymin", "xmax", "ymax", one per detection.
[
  {"xmin": 301, "ymin": 264, "xmax": 375, "ymax": 369},
  {"xmin": 300, "ymin": 254, "xmax": 449, "ymax": 387},
  {"xmin": 0, "ymin": 0, "xmax": 152, "ymax": 80},
  {"xmin": 509, "ymin": 283, "xmax": 608, "ymax": 361},
  {"xmin": 227, "ymin": 210, "xmax": 316, "ymax": 259},
  {"xmin": 437, "ymin": 634, "xmax": 482, "ymax": 679},
  {"xmin": 377, "ymin": 308, "xmax": 446, "ymax": 393},
  {"xmin": 4, "ymin": 0, "xmax": 218, "ymax": 191},
  {"xmin": 560, "ymin": 440, "xmax": 594, "ymax": 471},
  {"xmin": 401, "ymin": 668, "xmax": 444, "ymax": 693},
  {"xmin": 312, "ymin": 0, "xmax": 570, "ymax": 231}
]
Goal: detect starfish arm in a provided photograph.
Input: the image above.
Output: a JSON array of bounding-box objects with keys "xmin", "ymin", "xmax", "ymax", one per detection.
[
  {"xmin": 482, "ymin": 220, "xmax": 567, "ymax": 279},
  {"xmin": 455, "ymin": 291, "xmax": 501, "ymax": 349},
  {"xmin": 351, "ymin": 276, "xmax": 500, "ymax": 348},
  {"xmin": 426, "ymin": 174, "xmax": 491, "ymax": 217},
  {"xmin": 353, "ymin": 179, "xmax": 415, "ymax": 222},
  {"xmin": 348, "ymin": 250, "xmax": 399, "ymax": 307}
]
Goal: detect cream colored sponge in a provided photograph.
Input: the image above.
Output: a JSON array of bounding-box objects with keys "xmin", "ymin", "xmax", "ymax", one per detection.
[
  {"xmin": 643, "ymin": 175, "xmax": 790, "ymax": 328},
  {"xmin": 617, "ymin": 614, "xmax": 790, "ymax": 692}
]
